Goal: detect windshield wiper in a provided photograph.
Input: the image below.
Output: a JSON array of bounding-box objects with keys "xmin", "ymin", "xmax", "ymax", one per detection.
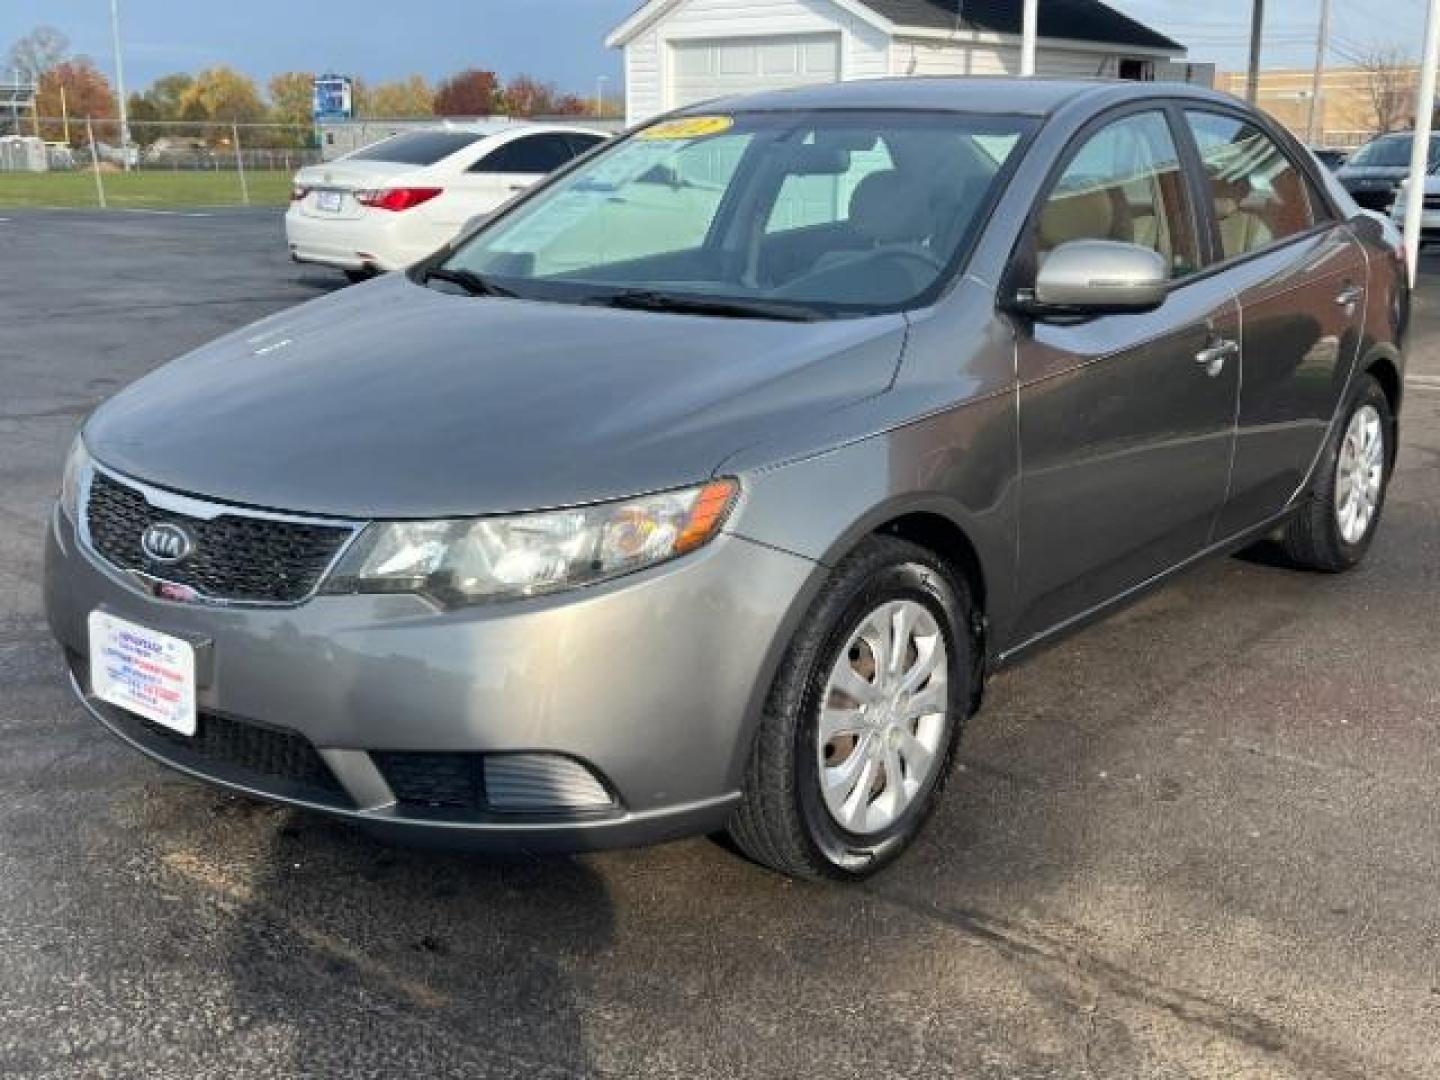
[
  {"xmin": 587, "ymin": 289, "xmax": 822, "ymax": 322},
  {"xmin": 421, "ymin": 266, "xmax": 519, "ymax": 298}
]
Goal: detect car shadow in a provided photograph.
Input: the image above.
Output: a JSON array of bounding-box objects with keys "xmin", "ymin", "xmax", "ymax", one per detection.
[{"xmin": 209, "ymin": 805, "xmax": 613, "ymax": 1076}]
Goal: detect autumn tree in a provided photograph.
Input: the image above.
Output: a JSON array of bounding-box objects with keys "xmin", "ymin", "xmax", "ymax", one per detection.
[
  {"xmin": 367, "ymin": 75, "xmax": 434, "ymax": 118},
  {"xmin": 180, "ymin": 66, "xmax": 266, "ymax": 134},
  {"xmin": 7, "ymin": 25, "xmax": 69, "ymax": 84},
  {"xmin": 554, "ymin": 93, "xmax": 589, "ymax": 116},
  {"xmin": 36, "ymin": 58, "xmax": 117, "ymax": 144},
  {"xmin": 142, "ymin": 73, "xmax": 194, "ymax": 120},
  {"xmin": 266, "ymin": 71, "xmax": 315, "ymax": 147},
  {"xmin": 267, "ymin": 71, "xmax": 314, "ymax": 126},
  {"xmin": 126, "ymin": 92, "xmax": 163, "ymax": 145},
  {"xmin": 433, "ymin": 69, "xmax": 502, "ymax": 116},
  {"xmin": 503, "ymin": 75, "xmax": 559, "ymax": 116}
]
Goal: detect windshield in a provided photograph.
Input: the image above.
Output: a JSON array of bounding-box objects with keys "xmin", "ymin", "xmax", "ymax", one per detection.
[
  {"xmin": 1348, "ymin": 134, "xmax": 1440, "ymax": 168},
  {"xmin": 440, "ymin": 110, "xmax": 1035, "ymax": 317}
]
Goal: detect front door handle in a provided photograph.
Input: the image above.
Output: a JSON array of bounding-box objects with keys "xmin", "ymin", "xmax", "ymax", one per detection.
[
  {"xmin": 1335, "ymin": 284, "xmax": 1364, "ymax": 313},
  {"xmin": 1195, "ymin": 339, "xmax": 1239, "ymax": 377}
]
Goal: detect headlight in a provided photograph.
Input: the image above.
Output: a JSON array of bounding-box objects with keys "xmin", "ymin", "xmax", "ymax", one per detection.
[
  {"xmin": 59, "ymin": 436, "xmax": 91, "ymax": 524},
  {"xmin": 324, "ymin": 479, "xmax": 738, "ymax": 607}
]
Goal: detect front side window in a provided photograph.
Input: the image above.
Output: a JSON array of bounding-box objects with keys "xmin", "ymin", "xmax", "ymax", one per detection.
[
  {"xmin": 1186, "ymin": 111, "xmax": 1314, "ymax": 261},
  {"xmin": 1037, "ymin": 110, "xmax": 1199, "ymax": 279},
  {"xmin": 441, "ymin": 110, "xmax": 1036, "ymax": 316}
]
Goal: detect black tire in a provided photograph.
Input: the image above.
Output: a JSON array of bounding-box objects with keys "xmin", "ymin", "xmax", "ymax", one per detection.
[
  {"xmin": 1277, "ymin": 372, "xmax": 1394, "ymax": 572},
  {"xmin": 727, "ymin": 536, "xmax": 975, "ymax": 881},
  {"xmin": 343, "ymin": 268, "xmax": 376, "ymax": 285}
]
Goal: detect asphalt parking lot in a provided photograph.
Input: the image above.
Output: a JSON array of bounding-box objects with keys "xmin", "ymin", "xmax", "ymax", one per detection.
[{"xmin": 2, "ymin": 207, "xmax": 1439, "ymax": 1079}]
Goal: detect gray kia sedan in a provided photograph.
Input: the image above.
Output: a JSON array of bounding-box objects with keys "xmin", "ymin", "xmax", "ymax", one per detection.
[{"xmin": 46, "ymin": 78, "xmax": 1408, "ymax": 880}]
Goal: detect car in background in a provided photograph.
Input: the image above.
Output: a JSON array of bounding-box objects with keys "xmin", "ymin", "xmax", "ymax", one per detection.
[
  {"xmin": 1310, "ymin": 146, "xmax": 1347, "ymax": 171},
  {"xmin": 1389, "ymin": 167, "xmax": 1440, "ymax": 244},
  {"xmin": 1336, "ymin": 132, "xmax": 1440, "ymax": 210},
  {"xmin": 145, "ymin": 138, "xmax": 215, "ymax": 169},
  {"xmin": 49, "ymin": 79, "xmax": 1407, "ymax": 880},
  {"xmin": 285, "ymin": 123, "xmax": 608, "ymax": 281}
]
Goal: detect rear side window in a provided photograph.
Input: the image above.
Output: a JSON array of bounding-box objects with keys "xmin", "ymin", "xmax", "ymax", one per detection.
[
  {"xmin": 349, "ymin": 131, "xmax": 484, "ymax": 165},
  {"xmin": 476, "ymin": 134, "xmax": 577, "ymax": 174},
  {"xmin": 1038, "ymin": 110, "xmax": 1200, "ymax": 279},
  {"xmin": 1185, "ymin": 111, "xmax": 1315, "ymax": 261}
]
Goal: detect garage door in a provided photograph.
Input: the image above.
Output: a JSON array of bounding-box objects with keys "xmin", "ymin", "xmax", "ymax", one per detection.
[{"xmin": 669, "ymin": 35, "xmax": 841, "ymax": 109}]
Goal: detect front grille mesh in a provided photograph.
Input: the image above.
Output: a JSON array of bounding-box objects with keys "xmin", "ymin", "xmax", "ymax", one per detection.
[{"xmin": 85, "ymin": 472, "xmax": 353, "ymax": 604}]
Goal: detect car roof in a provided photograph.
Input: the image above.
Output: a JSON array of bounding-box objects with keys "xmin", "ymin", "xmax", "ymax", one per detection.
[{"xmin": 674, "ymin": 76, "xmax": 1242, "ymax": 119}]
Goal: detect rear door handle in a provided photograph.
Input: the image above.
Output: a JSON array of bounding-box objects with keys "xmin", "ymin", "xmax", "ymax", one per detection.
[
  {"xmin": 1335, "ymin": 284, "xmax": 1364, "ymax": 312},
  {"xmin": 1195, "ymin": 339, "xmax": 1239, "ymax": 377}
]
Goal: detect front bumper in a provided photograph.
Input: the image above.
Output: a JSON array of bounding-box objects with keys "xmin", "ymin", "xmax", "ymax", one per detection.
[{"xmin": 45, "ymin": 502, "xmax": 817, "ymax": 849}]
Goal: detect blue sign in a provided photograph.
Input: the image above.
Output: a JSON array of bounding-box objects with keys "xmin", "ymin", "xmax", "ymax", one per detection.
[{"xmin": 313, "ymin": 76, "xmax": 354, "ymax": 121}]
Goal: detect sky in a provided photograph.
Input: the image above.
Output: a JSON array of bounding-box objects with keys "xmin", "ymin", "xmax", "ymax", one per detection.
[{"xmin": 4, "ymin": 0, "xmax": 1434, "ymax": 97}]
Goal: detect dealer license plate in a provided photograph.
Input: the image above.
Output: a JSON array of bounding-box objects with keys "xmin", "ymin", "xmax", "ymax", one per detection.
[{"xmin": 88, "ymin": 611, "xmax": 197, "ymax": 736}]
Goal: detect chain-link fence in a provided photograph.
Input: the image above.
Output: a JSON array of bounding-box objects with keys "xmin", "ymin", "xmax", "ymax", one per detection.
[{"xmin": 0, "ymin": 119, "xmax": 323, "ymax": 209}]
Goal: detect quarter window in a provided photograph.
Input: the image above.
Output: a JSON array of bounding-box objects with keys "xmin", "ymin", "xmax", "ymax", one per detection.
[
  {"xmin": 1038, "ymin": 111, "xmax": 1199, "ymax": 279},
  {"xmin": 1185, "ymin": 111, "xmax": 1315, "ymax": 260}
]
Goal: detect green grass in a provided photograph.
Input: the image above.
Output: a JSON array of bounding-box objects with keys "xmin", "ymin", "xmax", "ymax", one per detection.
[{"xmin": 0, "ymin": 170, "xmax": 293, "ymax": 209}]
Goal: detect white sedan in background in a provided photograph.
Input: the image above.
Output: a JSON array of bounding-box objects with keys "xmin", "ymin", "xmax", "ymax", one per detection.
[{"xmin": 286, "ymin": 123, "xmax": 608, "ymax": 281}]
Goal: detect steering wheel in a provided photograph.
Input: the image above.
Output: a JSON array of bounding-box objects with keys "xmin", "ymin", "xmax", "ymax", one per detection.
[{"xmin": 777, "ymin": 246, "xmax": 946, "ymax": 297}]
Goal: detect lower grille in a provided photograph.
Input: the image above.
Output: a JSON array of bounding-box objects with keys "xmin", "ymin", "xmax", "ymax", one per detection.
[
  {"xmin": 373, "ymin": 752, "xmax": 616, "ymax": 816},
  {"xmin": 84, "ymin": 470, "xmax": 354, "ymax": 605},
  {"xmin": 372, "ymin": 752, "xmax": 484, "ymax": 812}
]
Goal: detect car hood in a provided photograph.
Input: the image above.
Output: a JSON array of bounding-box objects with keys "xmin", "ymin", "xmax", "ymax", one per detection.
[{"xmin": 84, "ymin": 274, "xmax": 908, "ymax": 518}]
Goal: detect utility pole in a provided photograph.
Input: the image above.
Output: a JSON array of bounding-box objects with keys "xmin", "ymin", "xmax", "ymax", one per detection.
[
  {"xmin": 1246, "ymin": 0, "xmax": 1265, "ymax": 105},
  {"xmin": 1306, "ymin": 0, "xmax": 1333, "ymax": 144},
  {"xmin": 1021, "ymin": 0, "xmax": 1038, "ymax": 76},
  {"xmin": 109, "ymin": 0, "xmax": 131, "ymax": 169},
  {"xmin": 1402, "ymin": 0, "xmax": 1440, "ymax": 284},
  {"xmin": 60, "ymin": 84, "xmax": 70, "ymax": 145},
  {"xmin": 595, "ymin": 75, "xmax": 609, "ymax": 117}
]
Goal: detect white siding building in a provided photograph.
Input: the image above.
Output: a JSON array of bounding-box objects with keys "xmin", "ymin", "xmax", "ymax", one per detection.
[{"xmin": 607, "ymin": 0, "xmax": 1191, "ymax": 125}]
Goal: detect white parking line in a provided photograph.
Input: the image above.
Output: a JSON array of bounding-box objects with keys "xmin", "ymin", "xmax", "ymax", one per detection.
[{"xmin": 110, "ymin": 208, "xmax": 215, "ymax": 218}]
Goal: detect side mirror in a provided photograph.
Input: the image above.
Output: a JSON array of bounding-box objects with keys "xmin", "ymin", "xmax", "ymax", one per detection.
[{"xmin": 1023, "ymin": 240, "xmax": 1168, "ymax": 317}]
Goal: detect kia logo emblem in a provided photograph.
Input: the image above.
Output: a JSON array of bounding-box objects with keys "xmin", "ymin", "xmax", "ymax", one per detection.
[{"xmin": 141, "ymin": 522, "xmax": 194, "ymax": 564}]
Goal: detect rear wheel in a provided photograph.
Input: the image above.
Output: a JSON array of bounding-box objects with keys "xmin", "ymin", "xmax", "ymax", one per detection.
[
  {"xmin": 728, "ymin": 536, "xmax": 974, "ymax": 881},
  {"xmin": 1277, "ymin": 373, "xmax": 1393, "ymax": 571}
]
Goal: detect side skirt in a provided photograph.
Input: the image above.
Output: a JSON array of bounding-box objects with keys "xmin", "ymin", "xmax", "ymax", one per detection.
[{"xmin": 990, "ymin": 506, "xmax": 1304, "ymax": 672}]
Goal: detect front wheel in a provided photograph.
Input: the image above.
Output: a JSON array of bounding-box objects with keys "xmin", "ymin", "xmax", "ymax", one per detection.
[
  {"xmin": 1277, "ymin": 372, "xmax": 1394, "ymax": 571},
  {"xmin": 727, "ymin": 536, "xmax": 974, "ymax": 881}
]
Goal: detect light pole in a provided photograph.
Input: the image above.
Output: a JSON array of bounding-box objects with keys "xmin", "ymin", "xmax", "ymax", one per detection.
[
  {"xmin": 1020, "ymin": 0, "xmax": 1038, "ymax": 76},
  {"xmin": 1403, "ymin": 0, "xmax": 1440, "ymax": 285},
  {"xmin": 109, "ymin": 0, "xmax": 131, "ymax": 169},
  {"xmin": 1245, "ymin": 0, "xmax": 1265, "ymax": 105},
  {"xmin": 1306, "ymin": 0, "xmax": 1333, "ymax": 144},
  {"xmin": 595, "ymin": 75, "xmax": 609, "ymax": 117}
]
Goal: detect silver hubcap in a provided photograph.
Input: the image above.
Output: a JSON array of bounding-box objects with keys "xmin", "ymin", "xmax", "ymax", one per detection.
[
  {"xmin": 817, "ymin": 599, "xmax": 949, "ymax": 836},
  {"xmin": 1335, "ymin": 404, "xmax": 1384, "ymax": 545}
]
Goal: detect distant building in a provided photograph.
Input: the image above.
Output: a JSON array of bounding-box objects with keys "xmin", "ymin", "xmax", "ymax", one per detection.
[
  {"xmin": 608, "ymin": 0, "xmax": 1202, "ymax": 126},
  {"xmin": 1, "ymin": 80, "xmax": 38, "ymax": 138},
  {"xmin": 1215, "ymin": 66, "xmax": 1419, "ymax": 148}
]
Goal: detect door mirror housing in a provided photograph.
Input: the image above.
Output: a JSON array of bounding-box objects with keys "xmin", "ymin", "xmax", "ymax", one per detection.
[{"xmin": 1021, "ymin": 240, "xmax": 1169, "ymax": 317}]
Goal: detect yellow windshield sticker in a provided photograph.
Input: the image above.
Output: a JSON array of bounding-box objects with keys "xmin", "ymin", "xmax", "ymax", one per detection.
[{"xmin": 639, "ymin": 115, "xmax": 734, "ymax": 140}]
